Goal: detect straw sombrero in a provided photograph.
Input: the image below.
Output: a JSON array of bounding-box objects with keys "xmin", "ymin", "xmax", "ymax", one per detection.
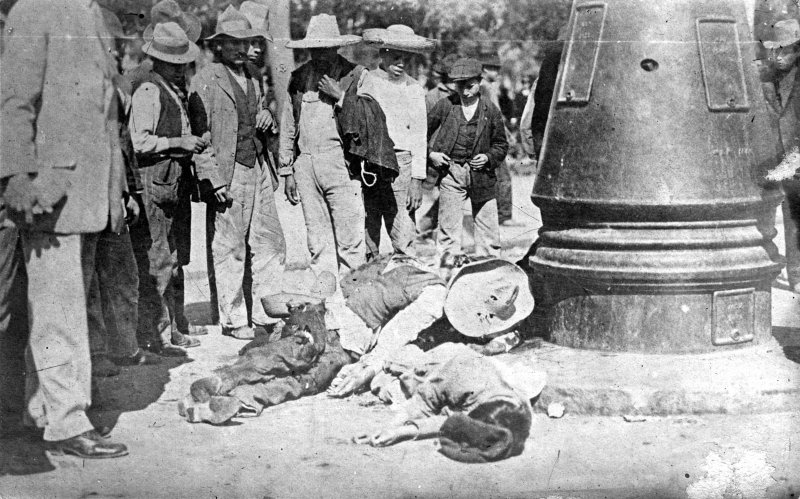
[
  {"xmin": 142, "ymin": 22, "xmax": 201, "ymax": 65},
  {"xmin": 444, "ymin": 259, "xmax": 534, "ymax": 337},
  {"xmin": 362, "ymin": 25, "xmax": 436, "ymax": 54},
  {"xmin": 261, "ymin": 269, "xmax": 338, "ymax": 318},
  {"xmin": 143, "ymin": 0, "xmax": 202, "ymax": 43},
  {"xmin": 207, "ymin": 5, "xmax": 267, "ymax": 40},
  {"xmin": 287, "ymin": 14, "xmax": 361, "ymax": 49}
]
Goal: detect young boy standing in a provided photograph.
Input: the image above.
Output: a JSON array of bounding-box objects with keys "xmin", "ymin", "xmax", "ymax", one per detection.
[
  {"xmin": 358, "ymin": 25, "xmax": 434, "ymax": 259},
  {"xmin": 427, "ymin": 58, "xmax": 509, "ymax": 258}
]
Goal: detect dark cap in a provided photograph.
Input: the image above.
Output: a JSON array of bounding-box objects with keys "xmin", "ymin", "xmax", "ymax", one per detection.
[
  {"xmin": 448, "ymin": 58, "xmax": 483, "ymax": 81},
  {"xmin": 432, "ymin": 53, "xmax": 460, "ymax": 76}
]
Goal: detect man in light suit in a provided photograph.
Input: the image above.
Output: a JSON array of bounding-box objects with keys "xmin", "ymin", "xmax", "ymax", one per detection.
[
  {"xmin": 189, "ymin": 6, "xmax": 286, "ymax": 340},
  {"xmin": 1, "ymin": 0, "xmax": 128, "ymax": 458}
]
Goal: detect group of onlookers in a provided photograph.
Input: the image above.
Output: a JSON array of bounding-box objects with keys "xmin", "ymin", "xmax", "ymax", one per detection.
[{"xmin": 0, "ymin": 0, "xmax": 516, "ymax": 460}]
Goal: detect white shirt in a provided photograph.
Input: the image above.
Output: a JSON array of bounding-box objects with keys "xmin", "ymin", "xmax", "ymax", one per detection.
[
  {"xmin": 129, "ymin": 73, "xmax": 190, "ymax": 155},
  {"xmin": 358, "ymin": 68, "xmax": 427, "ymax": 180}
]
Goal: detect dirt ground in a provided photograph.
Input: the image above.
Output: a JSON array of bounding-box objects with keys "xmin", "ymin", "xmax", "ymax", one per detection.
[{"xmin": 1, "ymin": 171, "xmax": 799, "ymax": 498}]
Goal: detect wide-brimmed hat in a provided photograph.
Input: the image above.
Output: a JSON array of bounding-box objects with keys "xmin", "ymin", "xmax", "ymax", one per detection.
[
  {"xmin": 444, "ymin": 259, "xmax": 534, "ymax": 337},
  {"xmin": 763, "ymin": 19, "xmax": 800, "ymax": 50},
  {"xmin": 206, "ymin": 5, "xmax": 267, "ymax": 41},
  {"xmin": 362, "ymin": 24, "xmax": 436, "ymax": 54},
  {"xmin": 142, "ymin": 22, "xmax": 201, "ymax": 65},
  {"xmin": 448, "ymin": 58, "xmax": 483, "ymax": 81},
  {"xmin": 238, "ymin": 1, "xmax": 273, "ymax": 42},
  {"xmin": 287, "ymin": 14, "xmax": 361, "ymax": 49},
  {"xmin": 143, "ymin": 0, "xmax": 202, "ymax": 43},
  {"xmin": 261, "ymin": 269, "xmax": 337, "ymax": 318}
]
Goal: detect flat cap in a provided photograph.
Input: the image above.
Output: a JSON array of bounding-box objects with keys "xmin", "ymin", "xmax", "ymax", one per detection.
[{"xmin": 448, "ymin": 58, "xmax": 483, "ymax": 81}]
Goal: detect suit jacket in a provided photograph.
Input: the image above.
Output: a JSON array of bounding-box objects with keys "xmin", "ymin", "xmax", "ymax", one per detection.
[
  {"xmin": 189, "ymin": 62, "xmax": 272, "ymax": 192},
  {"xmin": 428, "ymin": 94, "xmax": 509, "ymax": 204},
  {"xmin": 1, "ymin": 0, "xmax": 126, "ymax": 233},
  {"xmin": 762, "ymin": 63, "xmax": 800, "ymax": 153}
]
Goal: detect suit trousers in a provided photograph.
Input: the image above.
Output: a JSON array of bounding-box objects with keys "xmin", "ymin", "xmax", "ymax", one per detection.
[
  {"xmin": 437, "ymin": 162, "xmax": 501, "ymax": 257},
  {"xmin": 22, "ymin": 232, "xmax": 95, "ymax": 442},
  {"xmin": 0, "ymin": 221, "xmax": 29, "ymax": 428},
  {"xmin": 782, "ymin": 179, "xmax": 800, "ymax": 288},
  {"xmin": 84, "ymin": 227, "xmax": 140, "ymax": 359},
  {"xmin": 208, "ymin": 161, "xmax": 286, "ymax": 328},
  {"xmin": 364, "ymin": 151, "xmax": 417, "ymax": 259}
]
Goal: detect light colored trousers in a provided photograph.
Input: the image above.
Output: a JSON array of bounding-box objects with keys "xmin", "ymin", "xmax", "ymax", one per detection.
[
  {"xmin": 23, "ymin": 232, "xmax": 95, "ymax": 442},
  {"xmin": 437, "ymin": 162, "xmax": 501, "ymax": 257},
  {"xmin": 293, "ymin": 149, "xmax": 366, "ymax": 281},
  {"xmin": 208, "ymin": 161, "xmax": 286, "ymax": 328}
]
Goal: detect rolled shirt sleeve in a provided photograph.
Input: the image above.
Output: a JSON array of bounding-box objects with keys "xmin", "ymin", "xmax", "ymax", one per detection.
[
  {"xmin": 129, "ymin": 83, "xmax": 171, "ymax": 155},
  {"xmin": 278, "ymin": 99, "xmax": 296, "ymax": 175}
]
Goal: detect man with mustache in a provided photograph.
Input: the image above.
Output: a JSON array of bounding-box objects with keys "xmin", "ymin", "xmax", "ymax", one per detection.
[{"xmin": 190, "ymin": 6, "xmax": 285, "ymax": 340}]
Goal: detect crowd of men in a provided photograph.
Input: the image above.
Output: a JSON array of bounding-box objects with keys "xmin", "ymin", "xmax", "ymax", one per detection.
[{"xmin": 0, "ymin": 0, "xmax": 544, "ymax": 462}]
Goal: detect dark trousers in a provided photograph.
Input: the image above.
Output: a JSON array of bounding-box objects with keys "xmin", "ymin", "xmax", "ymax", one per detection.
[
  {"xmin": 495, "ymin": 160, "xmax": 513, "ymax": 224},
  {"xmin": 783, "ymin": 179, "xmax": 800, "ymax": 287},
  {"xmin": 0, "ymin": 222, "xmax": 29, "ymax": 429},
  {"xmin": 130, "ymin": 172, "xmax": 192, "ymax": 346},
  {"xmin": 205, "ymin": 331, "xmax": 352, "ymax": 415}
]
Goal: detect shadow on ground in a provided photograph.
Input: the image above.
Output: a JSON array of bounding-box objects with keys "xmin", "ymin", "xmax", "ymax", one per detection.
[{"xmin": 772, "ymin": 325, "xmax": 800, "ymax": 364}]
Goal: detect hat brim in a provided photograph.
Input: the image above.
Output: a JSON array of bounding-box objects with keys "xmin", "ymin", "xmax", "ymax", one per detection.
[
  {"xmin": 444, "ymin": 259, "xmax": 534, "ymax": 337},
  {"xmin": 142, "ymin": 40, "xmax": 201, "ymax": 65},
  {"xmin": 449, "ymin": 74, "xmax": 482, "ymax": 81},
  {"xmin": 144, "ymin": 14, "xmax": 202, "ymax": 43},
  {"xmin": 362, "ymin": 29, "xmax": 437, "ymax": 54},
  {"xmin": 207, "ymin": 29, "xmax": 271, "ymax": 41},
  {"xmin": 763, "ymin": 38, "xmax": 800, "ymax": 50},
  {"xmin": 261, "ymin": 293, "xmax": 325, "ymax": 318},
  {"xmin": 286, "ymin": 35, "xmax": 362, "ymax": 49}
]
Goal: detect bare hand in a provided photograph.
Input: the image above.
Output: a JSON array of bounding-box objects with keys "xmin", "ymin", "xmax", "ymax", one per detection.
[
  {"xmin": 469, "ymin": 154, "xmax": 489, "ymax": 169},
  {"xmin": 327, "ymin": 363, "xmax": 377, "ymax": 398},
  {"xmin": 214, "ymin": 185, "xmax": 231, "ymax": 204},
  {"xmin": 406, "ymin": 178, "xmax": 423, "ymax": 211},
  {"xmin": 428, "ymin": 151, "xmax": 451, "ymax": 169},
  {"xmin": 256, "ymin": 109, "xmax": 277, "ymax": 134},
  {"xmin": 125, "ymin": 194, "xmax": 141, "ymax": 225},
  {"xmin": 284, "ymin": 174, "xmax": 300, "ymax": 205},
  {"xmin": 176, "ymin": 135, "xmax": 207, "ymax": 154},
  {"xmin": 3, "ymin": 174, "xmax": 38, "ymax": 225},
  {"xmin": 318, "ymin": 75, "xmax": 344, "ymax": 101},
  {"xmin": 352, "ymin": 425, "xmax": 419, "ymax": 447}
]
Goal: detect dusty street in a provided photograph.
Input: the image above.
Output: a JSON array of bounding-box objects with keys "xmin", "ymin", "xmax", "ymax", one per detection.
[{"xmin": 1, "ymin": 171, "xmax": 799, "ymax": 498}]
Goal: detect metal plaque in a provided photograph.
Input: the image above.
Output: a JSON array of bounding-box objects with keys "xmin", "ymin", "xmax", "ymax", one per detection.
[
  {"xmin": 711, "ymin": 288, "xmax": 755, "ymax": 346},
  {"xmin": 696, "ymin": 18, "xmax": 750, "ymax": 112},
  {"xmin": 557, "ymin": 2, "xmax": 607, "ymax": 105}
]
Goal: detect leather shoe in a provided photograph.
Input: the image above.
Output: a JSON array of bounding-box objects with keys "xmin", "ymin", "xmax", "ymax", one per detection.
[
  {"xmin": 112, "ymin": 348, "xmax": 162, "ymax": 366},
  {"xmin": 50, "ymin": 431, "xmax": 128, "ymax": 459},
  {"xmin": 223, "ymin": 325, "xmax": 255, "ymax": 340}
]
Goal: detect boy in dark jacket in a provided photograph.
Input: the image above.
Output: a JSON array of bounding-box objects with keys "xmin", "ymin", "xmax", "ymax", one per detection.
[{"xmin": 427, "ymin": 58, "xmax": 509, "ymax": 258}]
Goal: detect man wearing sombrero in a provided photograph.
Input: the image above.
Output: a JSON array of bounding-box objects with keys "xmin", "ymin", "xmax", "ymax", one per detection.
[
  {"xmin": 761, "ymin": 18, "xmax": 800, "ymax": 294},
  {"xmin": 129, "ymin": 21, "xmax": 205, "ymax": 354},
  {"xmin": 357, "ymin": 25, "xmax": 435, "ymax": 260},
  {"xmin": 278, "ymin": 14, "xmax": 366, "ymax": 294},
  {"xmin": 190, "ymin": 6, "xmax": 286, "ymax": 341}
]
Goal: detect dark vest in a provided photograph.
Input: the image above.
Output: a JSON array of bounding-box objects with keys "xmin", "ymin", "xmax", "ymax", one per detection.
[
  {"xmin": 131, "ymin": 72, "xmax": 185, "ymax": 167},
  {"xmin": 450, "ymin": 108, "xmax": 480, "ymax": 163},
  {"xmin": 226, "ymin": 69, "xmax": 261, "ymax": 168}
]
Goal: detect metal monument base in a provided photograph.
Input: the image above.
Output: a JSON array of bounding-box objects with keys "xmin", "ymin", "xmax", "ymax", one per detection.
[{"xmin": 513, "ymin": 338, "xmax": 800, "ymax": 416}]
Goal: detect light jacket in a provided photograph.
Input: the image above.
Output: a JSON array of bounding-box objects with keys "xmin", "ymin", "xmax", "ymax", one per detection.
[
  {"xmin": 1, "ymin": 0, "xmax": 126, "ymax": 233},
  {"xmin": 189, "ymin": 62, "xmax": 273, "ymax": 193}
]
